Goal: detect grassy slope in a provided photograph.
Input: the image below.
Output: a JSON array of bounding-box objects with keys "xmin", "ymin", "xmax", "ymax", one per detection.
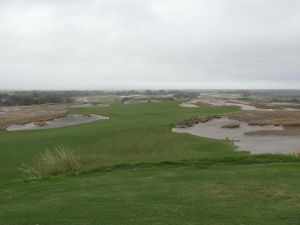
[
  {"xmin": 1, "ymin": 100, "xmax": 300, "ymax": 224},
  {"xmin": 0, "ymin": 101, "xmax": 240, "ymax": 181}
]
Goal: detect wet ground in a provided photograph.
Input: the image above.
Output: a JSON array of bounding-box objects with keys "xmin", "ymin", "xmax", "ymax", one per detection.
[
  {"xmin": 173, "ymin": 117, "xmax": 300, "ymax": 154},
  {"xmin": 6, "ymin": 114, "xmax": 109, "ymax": 131}
]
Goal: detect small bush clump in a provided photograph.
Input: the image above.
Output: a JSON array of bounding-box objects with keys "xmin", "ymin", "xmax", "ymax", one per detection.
[{"xmin": 21, "ymin": 145, "xmax": 81, "ymax": 178}]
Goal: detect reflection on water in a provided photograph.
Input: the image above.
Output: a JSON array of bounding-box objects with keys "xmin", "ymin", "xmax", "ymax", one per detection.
[{"xmin": 173, "ymin": 117, "xmax": 300, "ymax": 154}]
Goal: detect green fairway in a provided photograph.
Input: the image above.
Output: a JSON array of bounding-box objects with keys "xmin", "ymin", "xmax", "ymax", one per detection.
[
  {"xmin": 0, "ymin": 101, "xmax": 240, "ymax": 181},
  {"xmin": 0, "ymin": 100, "xmax": 299, "ymax": 224}
]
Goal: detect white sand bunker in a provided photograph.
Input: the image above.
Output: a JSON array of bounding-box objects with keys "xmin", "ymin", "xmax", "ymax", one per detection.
[
  {"xmin": 179, "ymin": 103, "xmax": 199, "ymax": 108},
  {"xmin": 123, "ymin": 100, "xmax": 148, "ymax": 104},
  {"xmin": 7, "ymin": 114, "xmax": 109, "ymax": 131},
  {"xmin": 173, "ymin": 117, "xmax": 300, "ymax": 154},
  {"xmin": 72, "ymin": 103, "xmax": 109, "ymax": 108},
  {"xmin": 180, "ymin": 99, "xmax": 271, "ymax": 111}
]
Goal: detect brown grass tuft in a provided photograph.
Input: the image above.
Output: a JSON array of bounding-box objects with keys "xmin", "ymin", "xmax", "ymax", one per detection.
[
  {"xmin": 228, "ymin": 110, "xmax": 300, "ymax": 127},
  {"xmin": 21, "ymin": 145, "xmax": 81, "ymax": 178},
  {"xmin": 175, "ymin": 115, "xmax": 222, "ymax": 128},
  {"xmin": 222, "ymin": 122, "xmax": 240, "ymax": 129}
]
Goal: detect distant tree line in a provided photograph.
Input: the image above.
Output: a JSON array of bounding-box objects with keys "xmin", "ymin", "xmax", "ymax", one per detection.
[
  {"xmin": 0, "ymin": 89, "xmax": 203, "ymax": 106},
  {"xmin": 0, "ymin": 91, "xmax": 74, "ymax": 106}
]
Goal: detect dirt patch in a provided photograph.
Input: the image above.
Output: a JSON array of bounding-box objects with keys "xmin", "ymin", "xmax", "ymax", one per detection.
[{"xmin": 0, "ymin": 104, "xmax": 70, "ymax": 131}]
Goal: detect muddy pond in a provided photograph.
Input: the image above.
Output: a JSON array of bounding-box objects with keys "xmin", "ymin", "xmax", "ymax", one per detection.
[
  {"xmin": 6, "ymin": 114, "xmax": 109, "ymax": 131},
  {"xmin": 173, "ymin": 117, "xmax": 300, "ymax": 154}
]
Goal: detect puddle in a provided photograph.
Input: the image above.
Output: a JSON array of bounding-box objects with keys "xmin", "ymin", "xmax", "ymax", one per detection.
[
  {"xmin": 173, "ymin": 117, "xmax": 300, "ymax": 154},
  {"xmin": 6, "ymin": 114, "xmax": 109, "ymax": 131}
]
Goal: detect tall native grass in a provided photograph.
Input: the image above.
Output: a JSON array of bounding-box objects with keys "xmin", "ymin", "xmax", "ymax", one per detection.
[
  {"xmin": 292, "ymin": 152, "xmax": 300, "ymax": 158},
  {"xmin": 21, "ymin": 145, "xmax": 81, "ymax": 178}
]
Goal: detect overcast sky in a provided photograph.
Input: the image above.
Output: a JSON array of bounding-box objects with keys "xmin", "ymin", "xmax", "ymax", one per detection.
[{"xmin": 1, "ymin": 0, "xmax": 300, "ymax": 90}]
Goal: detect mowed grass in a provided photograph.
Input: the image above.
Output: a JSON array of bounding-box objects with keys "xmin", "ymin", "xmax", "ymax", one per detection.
[
  {"xmin": 1, "ymin": 100, "xmax": 300, "ymax": 224},
  {"xmin": 0, "ymin": 101, "xmax": 240, "ymax": 181},
  {"xmin": 1, "ymin": 163, "xmax": 300, "ymax": 225}
]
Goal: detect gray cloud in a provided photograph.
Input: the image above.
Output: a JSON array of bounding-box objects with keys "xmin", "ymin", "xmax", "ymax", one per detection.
[{"xmin": 0, "ymin": 0, "xmax": 300, "ymax": 89}]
